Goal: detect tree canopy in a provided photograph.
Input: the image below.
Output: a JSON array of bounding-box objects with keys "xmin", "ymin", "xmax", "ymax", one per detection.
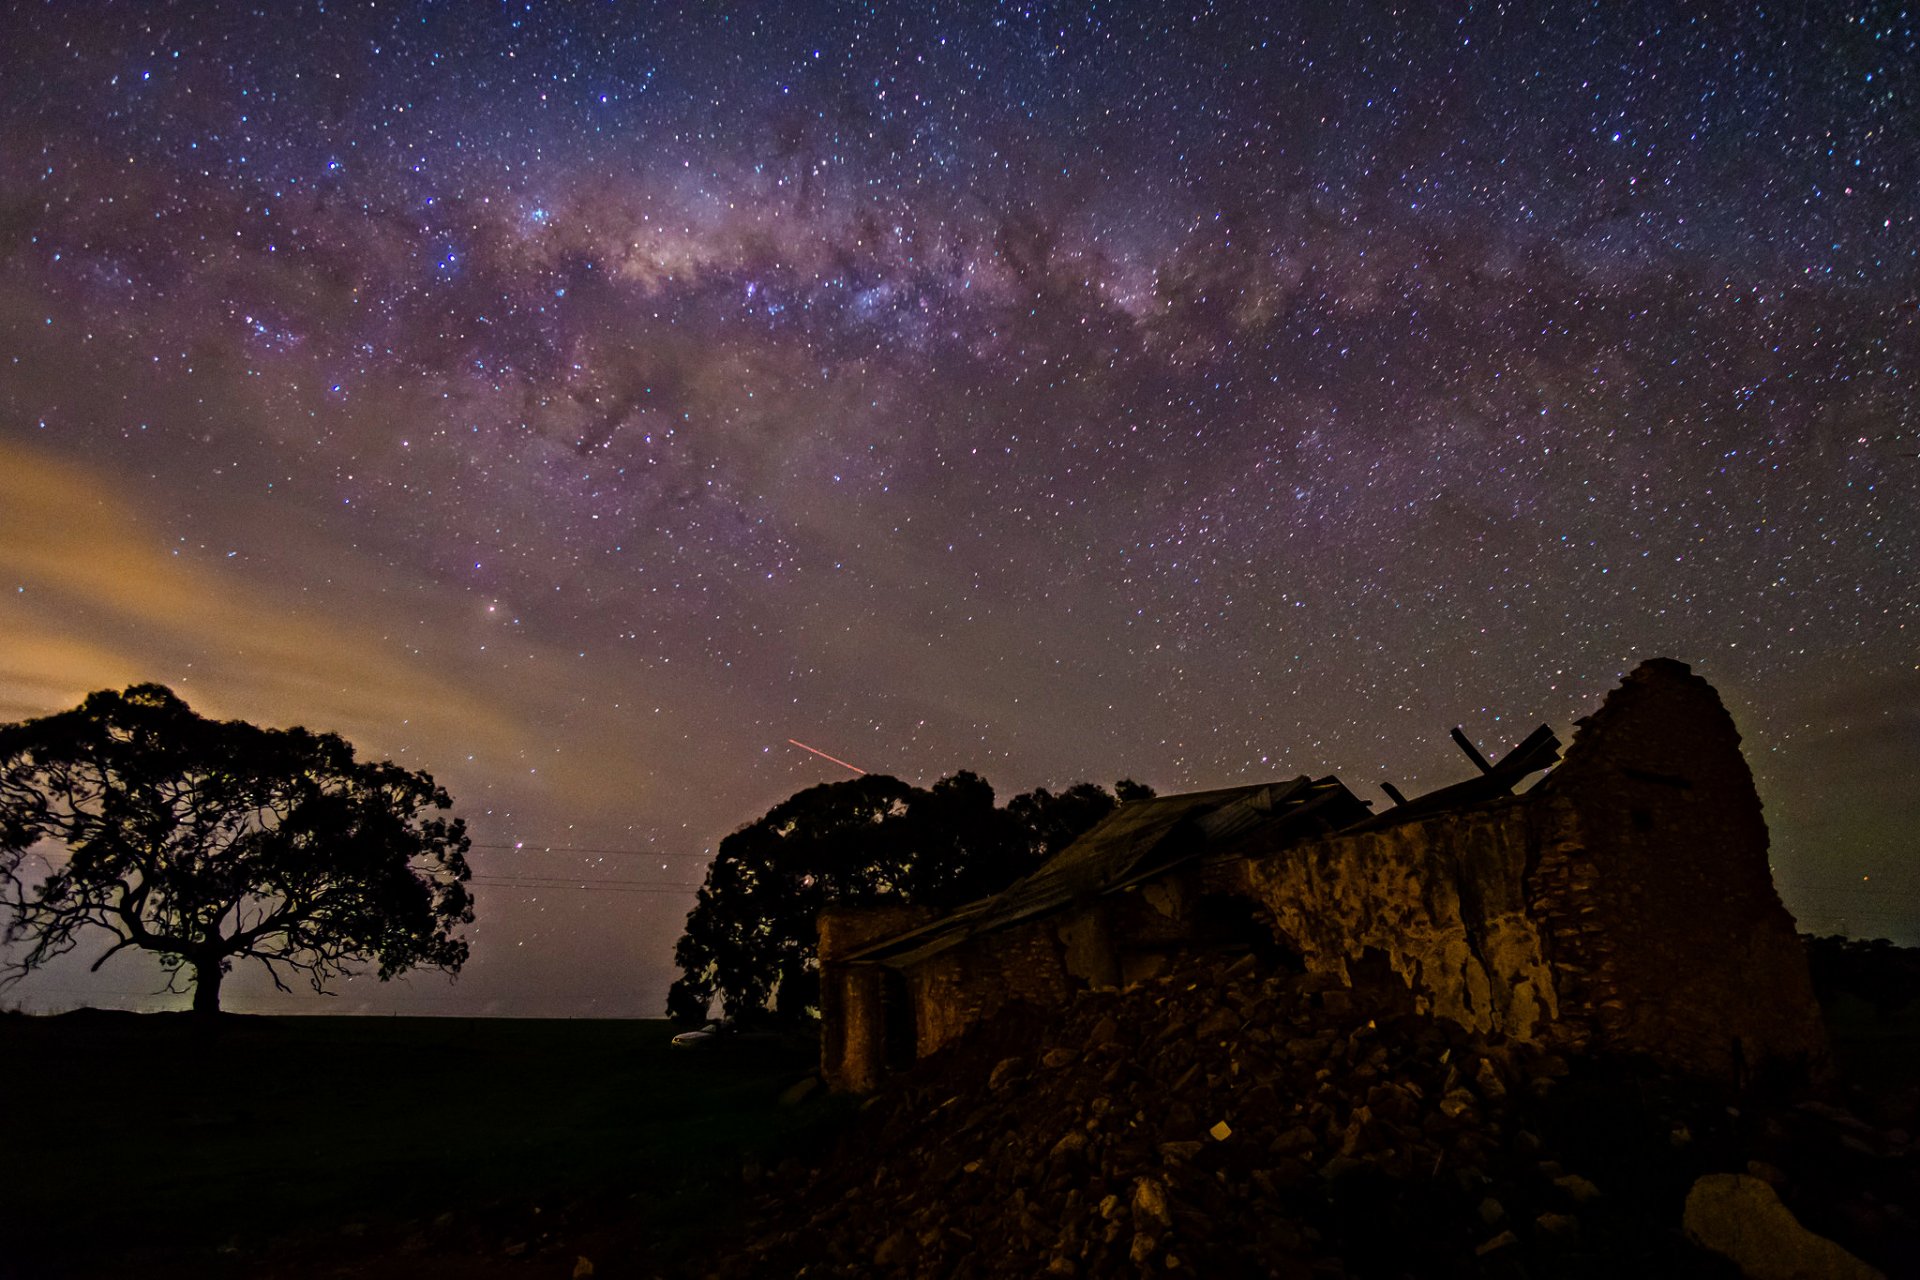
[
  {"xmin": 0, "ymin": 685, "xmax": 473, "ymax": 1014},
  {"xmin": 668, "ymin": 771, "xmax": 1152, "ymax": 1024}
]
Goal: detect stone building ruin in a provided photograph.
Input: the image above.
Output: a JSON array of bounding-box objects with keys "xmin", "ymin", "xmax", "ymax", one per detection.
[{"xmin": 819, "ymin": 660, "xmax": 1828, "ymax": 1091}]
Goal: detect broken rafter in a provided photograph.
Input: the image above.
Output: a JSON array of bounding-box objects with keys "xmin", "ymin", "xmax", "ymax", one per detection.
[
  {"xmin": 1346, "ymin": 723, "xmax": 1562, "ymax": 832},
  {"xmin": 1449, "ymin": 728, "xmax": 1494, "ymax": 775},
  {"xmin": 1494, "ymin": 724, "xmax": 1560, "ymax": 778}
]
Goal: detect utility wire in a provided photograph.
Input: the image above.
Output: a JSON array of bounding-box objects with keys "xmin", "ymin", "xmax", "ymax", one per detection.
[
  {"xmin": 465, "ymin": 842, "xmax": 710, "ymax": 859},
  {"xmin": 467, "ymin": 879, "xmax": 700, "ymax": 896},
  {"xmin": 467, "ymin": 875, "xmax": 702, "ymax": 887},
  {"xmin": 468, "ymin": 875, "xmax": 702, "ymax": 889}
]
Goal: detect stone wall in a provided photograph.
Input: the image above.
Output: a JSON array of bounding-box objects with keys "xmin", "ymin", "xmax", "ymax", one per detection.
[
  {"xmin": 1525, "ymin": 659, "xmax": 1829, "ymax": 1081},
  {"xmin": 1222, "ymin": 801, "xmax": 1561, "ymax": 1042},
  {"xmin": 819, "ymin": 661, "xmax": 1830, "ymax": 1091},
  {"xmin": 908, "ymin": 915, "xmax": 1075, "ymax": 1059},
  {"xmin": 818, "ymin": 904, "xmax": 938, "ymax": 1093}
]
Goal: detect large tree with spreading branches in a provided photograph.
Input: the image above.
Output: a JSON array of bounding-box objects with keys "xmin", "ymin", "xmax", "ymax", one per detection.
[
  {"xmin": 668, "ymin": 771, "xmax": 1151, "ymax": 1024},
  {"xmin": 0, "ymin": 685, "xmax": 473, "ymax": 1014}
]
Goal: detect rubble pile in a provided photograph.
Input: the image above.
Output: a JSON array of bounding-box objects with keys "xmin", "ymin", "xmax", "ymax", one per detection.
[{"xmin": 714, "ymin": 953, "xmax": 1915, "ymax": 1278}]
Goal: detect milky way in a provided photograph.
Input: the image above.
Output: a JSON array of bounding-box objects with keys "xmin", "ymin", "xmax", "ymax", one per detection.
[{"xmin": 2, "ymin": 3, "xmax": 1915, "ymax": 1014}]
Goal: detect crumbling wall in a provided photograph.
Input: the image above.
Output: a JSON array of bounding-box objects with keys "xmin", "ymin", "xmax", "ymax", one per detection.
[
  {"xmin": 818, "ymin": 904, "xmax": 937, "ymax": 1093},
  {"xmin": 1107, "ymin": 870, "xmax": 1212, "ymax": 985},
  {"xmin": 1056, "ymin": 901, "xmax": 1122, "ymax": 989},
  {"xmin": 908, "ymin": 916, "xmax": 1074, "ymax": 1059},
  {"xmin": 1527, "ymin": 659, "xmax": 1828, "ymax": 1081},
  {"xmin": 819, "ymin": 660, "xmax": 1828, "ymax": 1093},
  {"xmin": 901, "ymin": 881, "xmax": 1276, "ymax": 1054},
  {"xmin": 1223, "ymin": 802, "xmax": 1561, "ymax": 1041}
]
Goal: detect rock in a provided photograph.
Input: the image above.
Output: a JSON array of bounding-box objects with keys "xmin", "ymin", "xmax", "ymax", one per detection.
[
  {"xmin": 1051, "ymin": 1131, "xmax": 1089, "ymax": 1162},
  {"xmin": 1474, "ymin": 1230, "xmax": 1518, "ymax": 1256},
  {"xmin": 1336, "ymin": 1106, "xmax": 1375, "ymax": 1157},
  {"xmin": 1317, "ymin": 1155, "xmax": 1364, "ymax": 1181},
  {"xmin": 1474, "ymin": 1058, "xmax": 1507, "ymax": 1101},
  {"xmin": 1365, "ymin": 1081, "xmax": 1417, "ymax": 1123},
  {"xmin": 704, "ymin": 945, "xmax": 1915, "ymax": 1280},
  {"xmin": 1270, "ymin": 1125, "xmax": 1316, "ymax": 1155},
  {"xmin": 1130, "ymin": 1231, "xmax": 1159, "ymax": 1265},
  {"xmin": 874, "ymin": 1230, "xmax": 909, "ymax": 1266},
  {"xmin": 1131, "ymin": 1177, "xmax": 1172, "ymax": 1232},
  {"xmin": 1682, "ymin": 1174, "xmax": 1884, "ymax": 1280},
  {"xmin": 1268, "ymin": 1157, "xmax": 1314, "ymax": 1190},
  {"xmin": 1534, "ymin": 1211, "xmax": 1579, "ymax": 1238},
  {"xmin": 1554, "ymin": 1173, "xmax": 1603, "ymax": 1203},
  {"xmin": 1197, "ymin": 1007, "xmax": 1240, "ymax": 1039}
]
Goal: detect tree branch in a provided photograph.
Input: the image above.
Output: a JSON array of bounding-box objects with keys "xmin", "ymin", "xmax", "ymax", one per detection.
[{"xmin": 87, "ymin": 933, "xmax": 139, "ymax": 972}]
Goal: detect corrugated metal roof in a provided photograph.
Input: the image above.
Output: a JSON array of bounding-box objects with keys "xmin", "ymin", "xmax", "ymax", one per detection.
[{"xmin": 847, "ymin": 775, "xmax": 1370, "ymax": 968}]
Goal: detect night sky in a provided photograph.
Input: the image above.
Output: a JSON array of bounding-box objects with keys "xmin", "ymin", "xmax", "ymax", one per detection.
[{"xmin": 2, "ymin": 3, "xmax": 1915, "ymax": 1015}]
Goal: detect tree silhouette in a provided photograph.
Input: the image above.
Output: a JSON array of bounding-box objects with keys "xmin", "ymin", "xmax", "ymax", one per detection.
[
  {"xmin": 1006, "ymin": 781, "xmax": 1128, "ymax": 857},
  {"xmin": 0, "ymin": 685, "xmax": 473, "ymax": 1014},
  {"xmin": 667, "ymin": 772, "xmax": 1152, "ymax": 1024}
]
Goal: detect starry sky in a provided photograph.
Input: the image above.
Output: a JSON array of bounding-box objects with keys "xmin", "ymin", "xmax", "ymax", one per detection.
[{"xmin": 2, "ymin": 2, "xmax": 1915, "ymax": 1016}]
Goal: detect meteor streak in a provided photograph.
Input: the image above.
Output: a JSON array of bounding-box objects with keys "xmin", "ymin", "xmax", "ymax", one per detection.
[{"xmin": 788, "ymin": 738, "xmax": 867, "ymax": 775}]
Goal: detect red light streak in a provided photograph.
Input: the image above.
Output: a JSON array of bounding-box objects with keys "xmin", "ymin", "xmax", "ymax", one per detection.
[{"xmin": 787, "ymin": 738, "xmax": 866, "ymax": 775}]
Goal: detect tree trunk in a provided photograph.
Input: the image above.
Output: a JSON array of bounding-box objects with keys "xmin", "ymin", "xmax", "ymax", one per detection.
[{"xmin": 191, "ymin": 956, "xmax": 225, "ymax": 1016}]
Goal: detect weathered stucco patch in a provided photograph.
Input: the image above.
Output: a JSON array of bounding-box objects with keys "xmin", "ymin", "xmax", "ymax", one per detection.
[{"xmin": 1236, "ymin": 805, "xmax": 1559, "ymax": 1040}]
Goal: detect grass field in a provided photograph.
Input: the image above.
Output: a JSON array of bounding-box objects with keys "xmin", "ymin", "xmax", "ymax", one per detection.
[{"xmin": 2, "ymin": 1011, "xmax": 834, "ymax": 1279}]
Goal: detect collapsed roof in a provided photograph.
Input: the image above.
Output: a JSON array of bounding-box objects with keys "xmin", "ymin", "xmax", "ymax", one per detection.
[{"xmin": 845, "ymin": 723, "xmax": 1563, "ymax": 971}]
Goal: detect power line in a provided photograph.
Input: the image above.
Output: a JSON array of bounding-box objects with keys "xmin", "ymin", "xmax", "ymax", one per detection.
[
  {"xmin": 467, "ymin": 879, "xmax": 699, "ymax": 896},
  {"xmin": 465, "ymin": 842, "xmax": 711, "ymax": 859},
  {"xmin": 468, "ymin": 875, "xmax": 702, "ymax": 889},
  {"xmin": 468, "ymin": 874, "xmax": 697, "ymax": 884}
]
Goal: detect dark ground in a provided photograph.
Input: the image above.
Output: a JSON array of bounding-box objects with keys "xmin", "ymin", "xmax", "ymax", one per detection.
[
  {"xmin": 2, "ymin": 939, "xmax": 1914, "ymax": 1279},
  {"xmin": 710, "ymin": 945, "xmax": 1920, "ymax": 1279},
  {"xmin": 0, "ymin": 1012, "xmax": 831, "ymax": 1279}
]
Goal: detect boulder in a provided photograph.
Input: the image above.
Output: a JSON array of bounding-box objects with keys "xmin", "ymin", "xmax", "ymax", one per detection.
[{"xmin": 1682, "ymin": 1174, "xmax": 1883, "ymax": 1280}]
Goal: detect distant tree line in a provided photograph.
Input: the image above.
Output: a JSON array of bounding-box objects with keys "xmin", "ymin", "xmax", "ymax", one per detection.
[
  {"xmin": 668, "ymin": 773, "xmax": 1152, "ymax": 1024},
  {"xmin": 1802, "ymin": 934, "xmax": 1920, "ymax": 1016}
]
